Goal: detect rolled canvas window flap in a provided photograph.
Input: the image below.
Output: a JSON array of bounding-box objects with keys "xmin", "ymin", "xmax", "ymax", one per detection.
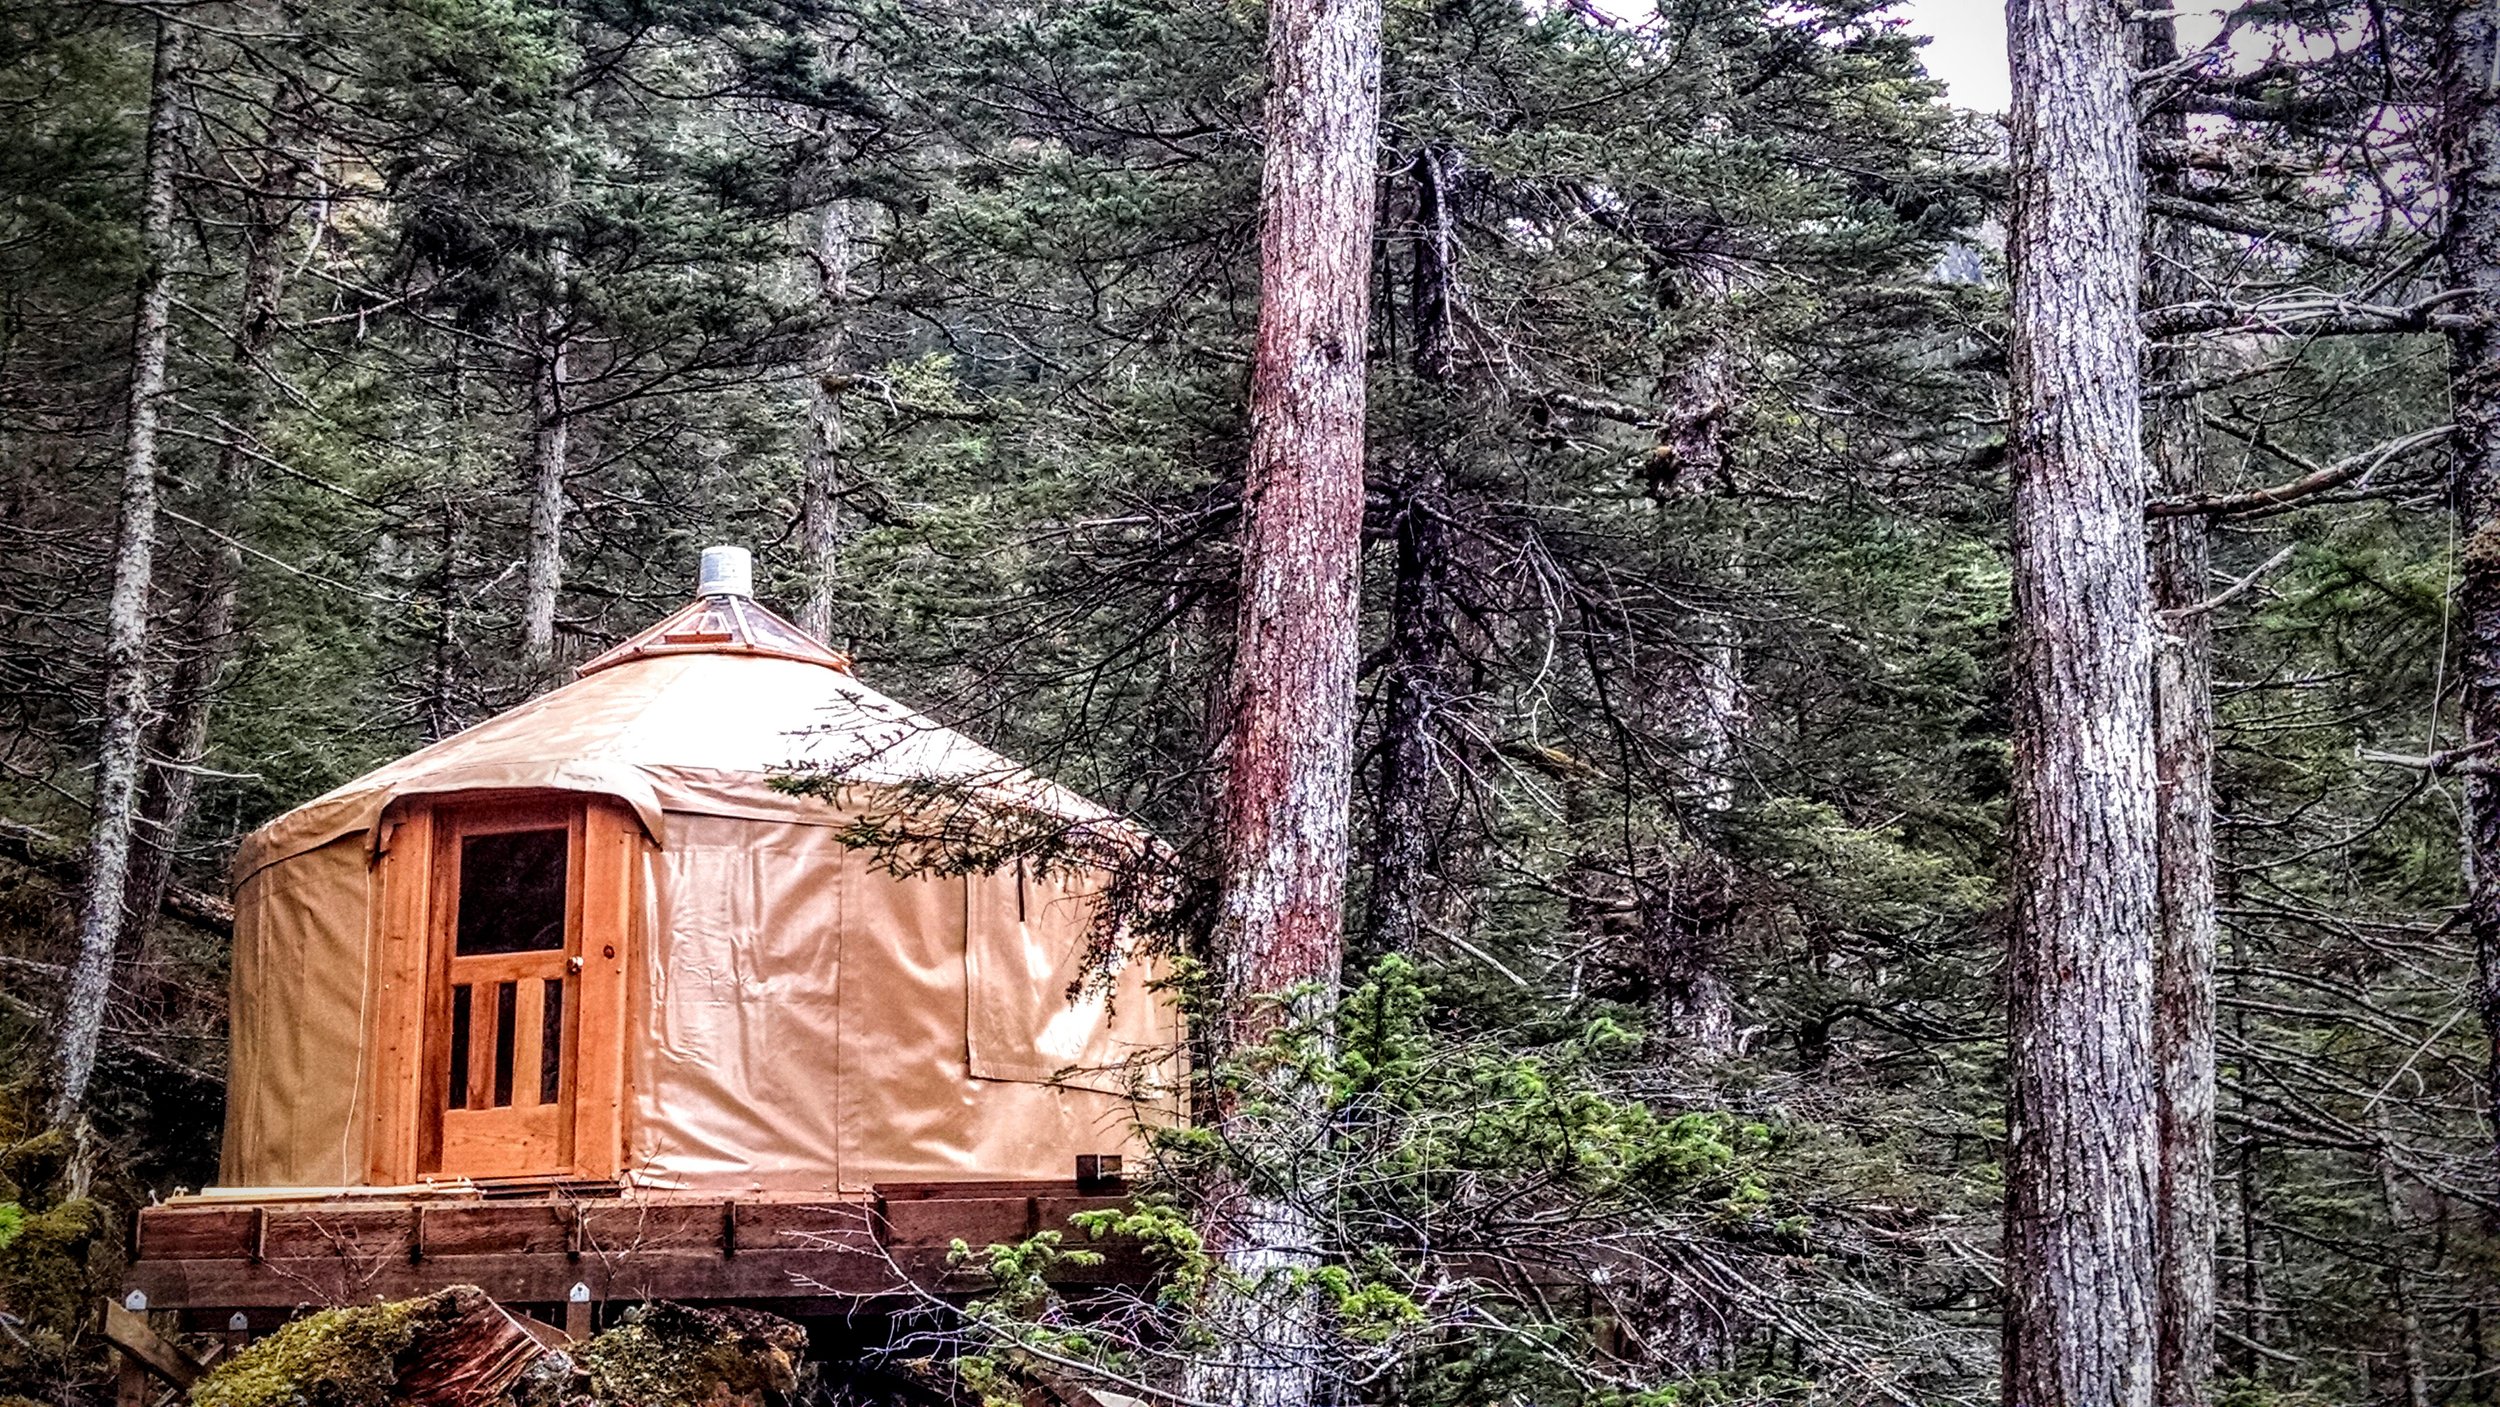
[{"xmin": 965, "ymin": 863, "xmax": 1129, "ymax": 1088}]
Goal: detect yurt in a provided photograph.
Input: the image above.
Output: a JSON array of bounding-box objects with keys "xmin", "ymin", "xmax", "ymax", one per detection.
[{"xmin": 218, "ymin": 547, "xmax": 1181, "ymax": 1196}]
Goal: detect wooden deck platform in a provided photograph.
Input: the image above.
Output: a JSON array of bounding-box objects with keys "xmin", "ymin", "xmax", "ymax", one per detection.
[{"xmin": 122, "ymin": 1177, "xmax": 1148, "ymax": 1330}]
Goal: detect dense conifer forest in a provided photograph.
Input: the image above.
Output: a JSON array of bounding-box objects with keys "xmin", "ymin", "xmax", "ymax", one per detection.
[{"xmin": 0, "ymin": 0, "xmax": 2486, "ymax": 1403}]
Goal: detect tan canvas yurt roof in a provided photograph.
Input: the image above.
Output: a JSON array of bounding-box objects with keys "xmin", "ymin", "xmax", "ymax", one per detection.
[{"xmin": 237, "ymin": 580, "xmax": 1130, "ymax": 882}]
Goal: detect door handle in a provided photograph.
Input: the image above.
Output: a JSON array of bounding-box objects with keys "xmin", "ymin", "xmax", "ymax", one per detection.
[{"xmin": 567, "ymin": 956, "xmax": 584, "ymax": 975}]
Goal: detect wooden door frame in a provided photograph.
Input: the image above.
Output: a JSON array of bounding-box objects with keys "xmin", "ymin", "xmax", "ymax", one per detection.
[
  {"xmin": 362, "ymin": 790, "xmax": 639, "ymax": 1185},
  {"xmin": 421, "ymin": 797, "xmax": 584, "ymax": 1176}
]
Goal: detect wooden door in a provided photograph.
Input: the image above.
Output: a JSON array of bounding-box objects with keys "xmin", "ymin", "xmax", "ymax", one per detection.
[{"xmin": 425, "ymin": 801, "xmax": 585, "ymax": 1178}]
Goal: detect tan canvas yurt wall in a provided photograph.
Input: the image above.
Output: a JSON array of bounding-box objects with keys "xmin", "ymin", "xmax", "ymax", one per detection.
[
  {"xmin": 220, "ymin": 834, "xmax": 374, "ymax": 1186},
  {"xmin": 218, "ymin": 571, "xmax": 1181, "ymax": 1192},
  {"xmin": 632, "ymin": 814, "xmax": 1172, "ymax": 1191}
]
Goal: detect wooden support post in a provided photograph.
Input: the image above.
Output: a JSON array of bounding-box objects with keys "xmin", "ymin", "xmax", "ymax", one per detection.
[
  {"xmin": 225, "ymin": 1310, "xmax": 252, "ymax": 1358},
  {"xmin": 565, "ymin": 1282, "xmax": 592, "ymax": 1342},
  {"xmin": 116, "ymin": 1351, "xmax": 149, "ymax": 1407},
  {"xmin": 103, "ymin": 1300, "xmax": 203, "ymax": 1390}
]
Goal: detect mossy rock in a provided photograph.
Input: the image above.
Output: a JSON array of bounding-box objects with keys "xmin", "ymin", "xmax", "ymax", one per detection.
[
  {"xmin": 191, "ymin": 1300, "xmax": 424, "ymax": 1407},
  {"xmin": 577, "ymin": 1303, "xmax": 807, "ymax": 1407},
  {"xmin": 0, "ymin": 1196, "xmax": 108, "ymax": 1338},
  {"xmin": 192, "ymin": 1290, "xmax": 810, "ymax": 1407},
  {"xmin": 0, "ymin": 1131, "xmax": 71, "ymax": 1210},
  {"xmin": 192, "ymin": 1284, "xmax": 571, "ymax": 1407}
]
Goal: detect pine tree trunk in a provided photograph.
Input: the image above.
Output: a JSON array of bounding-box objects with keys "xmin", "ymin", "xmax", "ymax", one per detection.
[
  {"xmin": 520, "ymin": 145, "xmax": 574, "ymax": 672},
  {"xmin": 1365, "ymin": 149, "xmax": 1454, "ymax": 958},
  {"xmin": 120, "ymin": 574, "xmax": 235, "ymax": 970},
  {"xmin": 121, "ymin": 113, "xmax": 294, "ymax": 957},
  {"xmin": 799, "ymin": 197, "xmax": 854, "ymax": 644},
  {"xmin": 1194, "ymin": 0, "xmax": 1381, "ymax": 1395},
  {"xmin": 1212, "ymin": 0, "xmax": 1381, "ymax": 1040},
  {"xmin": 2003, "ymin": 0, "xmax": 2162, "ymax": 1401},
  {"xmin": 2140, "ymin": 18, "xmax": 2216, "ymax": 1407},
  {"xmin": 1366, "ymin": 479, "xmax": 1440, "ymax": 956},
  {"xmin": 520, "ymin": 297, "xmax": 570, "ymax": 670},
  {"xmin": 2439, "ymin": 0, "xmax": 2500, "ymax": 1184},
  {"xmin": 51, "ymin": 16, "xmax": 186, "ymax": 1125},
  {"xmin": 1647, "ymin": 559, "xmax": 1741, "ymax": 1065}
]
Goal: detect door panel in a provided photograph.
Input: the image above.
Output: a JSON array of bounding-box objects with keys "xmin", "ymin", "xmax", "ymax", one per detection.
[{"xmin": 426, "ymin": 805, "xmax": 584, "ymax": 1179}]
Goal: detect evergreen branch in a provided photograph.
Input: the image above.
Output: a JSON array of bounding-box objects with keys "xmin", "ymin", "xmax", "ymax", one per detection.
[
  {"xmin": 2148, "ymin": 424, "xmax": 2456, "ymax": 519},
  {"xmin": 2143, "ymin": 290, "xmax": 2470, "ymax": 339},
  {"xmin": 2356, "ymin": 740, "xmax": 2500, "ymax": 777},
  {"xmin": 2163, "ymin": 545, "xmax": 2297, "ymax": 622},
  {"xmin": 2147, "ymin": 192, "xmax": 2395, "ymax": 262}
]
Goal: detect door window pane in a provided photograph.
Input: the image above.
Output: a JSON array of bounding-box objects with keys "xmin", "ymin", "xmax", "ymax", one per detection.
[
  {"xmin": 456, "ymin": 828, "xmax": 568, "ymax": 955},
  {"xmin": 540, "ymin": 979, "xmax": 565, "ymax": 1106},
  {"xmin": 447, "ymin": 984, "xmax": 472, "ymax": 1109},
  {"xmin": 492, "ymin": 980, "xmax": 518, "ymax": 1108}
]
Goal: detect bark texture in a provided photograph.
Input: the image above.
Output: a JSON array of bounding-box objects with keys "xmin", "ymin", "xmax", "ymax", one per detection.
[
  {"xmin": 1643, "ymin": 266, "xmax": 1744, "ymax": 1065},
  {"xmin": 2440, "ymin": 0, "xmax": 2500, "ymax": 1182},
  {"xmin": 1195, "ymin": 0, "xmax": 1380, "ymax": 1397},
  {"xmin": 1366, "ymin": 148, "xmax": 1456, "ymax": 959},
  {"xmin": 1212, "ymin": 0, "xmax": 1381, "ymax": 1029},
  {"xmin": 2141, "ymin": 16, "xmax": 2217, "ymax": 1406},
  {"xmin": 520, "ymin": 149, "xmax": 574, "ymax": 672},
  {"xmin": 52, "ymin": 17, "xmax": 186, "ymax": 1124},
  {"xmin": 799, "ymin": 197, "xmax": 854, "ymax": 643},
  {"xmin": 520, "ymin": 296, "xmax": 570, "ymax": 670},
  {"xmin": 2003, "ymin": 0, "xmax": 2162, "ymax": 1403},
  {"xmin": 122, "ymin": 118, "xmax": 293, "ymax": 960}
]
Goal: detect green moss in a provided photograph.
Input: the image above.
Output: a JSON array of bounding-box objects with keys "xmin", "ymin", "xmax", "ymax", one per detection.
[
  {"xmin": 576, "ymin": 1303, "xmax": 805, "ymax": 1407},
  {"xmin": 189, "ymin": 1299, "xmax": 425, "ymax": 1407},
  {"xmin": 0, "ymin": 1196, "xmax": 107, "ymax": 1337},
  {"xmin": 0, "ymin": 1130, "xmax": 71, "ymax": 1209}
]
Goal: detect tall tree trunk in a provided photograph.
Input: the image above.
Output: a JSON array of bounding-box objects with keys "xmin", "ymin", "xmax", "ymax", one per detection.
[
  {"xmin": 1365, "ymin": 148, "xmax": 1455, "ymax": 958},
  {"xmin": 2003, "ymin": 0, "xmax": 2162, "ymax": 1403},
  {"xmin": 1193, "ymin": 0, "xmax": 1381, "ymax": 1396},
  {"xmin": 1212, "ymin": 0, "xmax": 1382, "ymax": 1046},
  {"xmin": 2140, "ymin": 17, "xmax": 2217, "ymax": 1407},
  {"xmin": 520, "ymin": 143, "xmax": 574, "ymax": 673},
  {"xmin": 2440, "ymin": 0, "xmax": 2500, "ymax": 1182},
  {"xmin": 1642, "ymin": 263, "xmax": 1744, "ymax": 1066},
  {"xmin": 121, "ymin": 111, "xmax": 295, "ymax": 958},
  {"xmin": 520, "ymin": 291, "xmax": 570, "ymax": 671},
  {"xmin": 1367, "ymin": 476, "xmax": 1441, "ymax": 956},
  {"xmin": 51, "ymin": 17, "xmax": 186, "ymax": 1126},
  {"xmin": 1646, "ymin": 546, "xmax": 1741, "ymax": 1065},
  {"xmin": 799, "ymin": 197, "xmax": 854, "ymax": 643}
]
